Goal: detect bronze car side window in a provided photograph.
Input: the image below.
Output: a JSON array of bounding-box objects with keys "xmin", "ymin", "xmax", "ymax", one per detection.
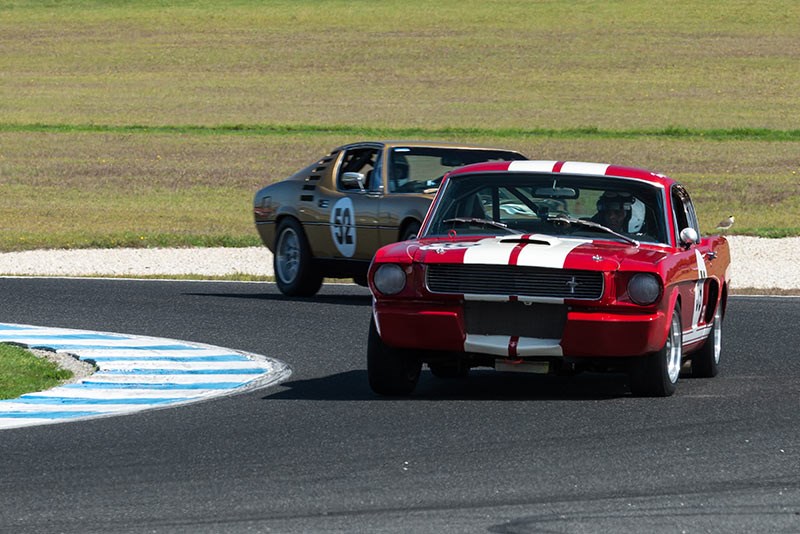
[{"xmin": 337, "ymin": 148, "xmax": 379, "ymax": 191}]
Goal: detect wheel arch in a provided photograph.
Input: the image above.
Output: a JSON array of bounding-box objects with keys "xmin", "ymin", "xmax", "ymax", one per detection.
[
  {"xmin": 703, "ymin": 278, "xmax": 721, "ymax": 324},
  {"xmin": 720, "ymin": 281, "xmax": 729, "ymax": 320},
  {"xmin": 656, "ymin": 286, "xmax": 682, "ymax": 350}
]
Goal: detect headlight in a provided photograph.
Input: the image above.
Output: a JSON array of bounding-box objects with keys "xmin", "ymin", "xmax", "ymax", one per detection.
[
  {"xmin": 627, "ymin": 273, "xmax": 661, "ymax": 305},
  {"xmin": 373, "ymin": 264, "xmax": 407, "ymax": 295}
]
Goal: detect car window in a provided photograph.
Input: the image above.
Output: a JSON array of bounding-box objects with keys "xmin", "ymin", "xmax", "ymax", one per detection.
[
  {"xmin": 336, "ymin": 147, "xmax": 379, "ymax": 191},
  {"xmin": 387, "ymin": 147, "xmax": 524, "ymax": 194},
  {"xmin": 671, "ymin": 184, "xmax": 700, "ymax": 240},
  {"xmin": 426, "ymin": 174, "xmax": 668, "ymax": 244}
]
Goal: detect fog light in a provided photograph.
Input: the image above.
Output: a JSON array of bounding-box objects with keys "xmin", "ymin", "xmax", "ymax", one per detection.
[
  {"xmin": 373, "ymin": 264, "xmax": 406, "ymax": 295},
  {"xmin": 628, "ymin": 273, "xmax": 661, "ymax": 305}
]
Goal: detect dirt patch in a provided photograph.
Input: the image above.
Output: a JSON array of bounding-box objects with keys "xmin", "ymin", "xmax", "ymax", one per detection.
[{"xmin": 31, "ymin": 348, "xmax": 96, "ymax": 384}]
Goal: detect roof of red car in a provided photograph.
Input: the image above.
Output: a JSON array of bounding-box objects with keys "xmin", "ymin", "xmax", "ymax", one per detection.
[{"xmin": 448, "ymin": 160, "xmax": 675, "ymax": 188}]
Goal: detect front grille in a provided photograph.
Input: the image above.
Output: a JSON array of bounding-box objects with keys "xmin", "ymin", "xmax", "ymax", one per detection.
[{"xmin": 425, "ymin": 264, "xmax": 603, "ymax": 300}]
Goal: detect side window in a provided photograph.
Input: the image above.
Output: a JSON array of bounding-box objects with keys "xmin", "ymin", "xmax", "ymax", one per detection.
[
  {"xmin": 671, "ymin": 185, "xmax": 699, "ymax": 239},
  {"xmin": 388, "ymin": 151, "xmax": 411, "ymax": 193},
  {"xmin": 336, "ymin": 148, "xmax": 378, "ymax": 191},
  {"xmin": 684, "ymin": 196, "xmax": 700, "ymax": 232},
  {"xmin": 369, "ymin": 150, "xmax": 384, "ymax": 193}
]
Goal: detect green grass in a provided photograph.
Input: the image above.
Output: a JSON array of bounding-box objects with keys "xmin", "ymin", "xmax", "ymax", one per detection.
[
  {"xmin": 0, "ymin": 0, "xmax": 798, "ymax": 250},
  {"xmin": 0, "ymin": 344, "xmax": 73, "ymax": 400},
  {"xmin": 2, "ymin": 1, "xmax": 798, "ymax": 130}
]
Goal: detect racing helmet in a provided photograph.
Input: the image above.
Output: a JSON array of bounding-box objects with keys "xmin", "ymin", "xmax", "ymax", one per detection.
[
  {"xmin": 390, "ymin": 152, "xmax": 410, "ymax": 190},
  {"xmin": 628, "ymin": 198, "xmax": 645, "ymax": 233},
  {"xmin": 596, "ymin": 191, "xmax": 645, "ymax": 233}
]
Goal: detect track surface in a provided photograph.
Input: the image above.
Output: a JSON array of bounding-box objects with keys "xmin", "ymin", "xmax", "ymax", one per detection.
[{"xmin": 0, "ymin": 278, "xmax": 798, "ymax": 533}]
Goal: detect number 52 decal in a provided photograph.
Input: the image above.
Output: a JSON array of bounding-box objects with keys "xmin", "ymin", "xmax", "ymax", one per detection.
[{"xmin": 330, "ymin": 197, "xmax": 356, "ymax": 257}]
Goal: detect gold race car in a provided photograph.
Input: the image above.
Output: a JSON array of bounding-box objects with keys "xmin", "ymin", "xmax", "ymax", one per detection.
[{"xmin": 254, "ymin": 141, "xmax": 526, "ymax": 296}]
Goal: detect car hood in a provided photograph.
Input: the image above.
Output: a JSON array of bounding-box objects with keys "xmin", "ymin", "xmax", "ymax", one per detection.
[{"xmin": 376, "ymin": 235, "xmax": 671, "ymax": 272}]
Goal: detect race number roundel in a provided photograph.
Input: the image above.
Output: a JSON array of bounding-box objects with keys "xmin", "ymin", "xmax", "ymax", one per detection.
[{"xmin": 330, "ymin": 197, "xmax": 356, "ymax": 257}]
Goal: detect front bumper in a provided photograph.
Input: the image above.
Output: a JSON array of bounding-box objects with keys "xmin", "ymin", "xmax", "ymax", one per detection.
[{"xmin": 373, "ymin": 300, "xmax": 668, "ymax": 358}]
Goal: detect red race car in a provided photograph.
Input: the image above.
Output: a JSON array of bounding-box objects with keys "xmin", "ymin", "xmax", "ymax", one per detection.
[{"xmin": 367, "ymin": 160, "xmax": 731, "ymax": 397}]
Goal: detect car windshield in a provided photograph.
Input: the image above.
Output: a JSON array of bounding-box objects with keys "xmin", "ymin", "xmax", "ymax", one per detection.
[
  {"xmin": 424, "ymin": 173, "xmax": 668, "ymax": 245},
  {"xmin": 388, "ymin": 147, "xmax": 524, "ymax": 194}
]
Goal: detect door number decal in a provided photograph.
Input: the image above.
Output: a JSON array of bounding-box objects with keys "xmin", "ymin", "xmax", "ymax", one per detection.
[
  {"xmin": 692, "ymin": 249, "xmax": 708, "ymax": 330},
  {"xmin": 330, "ymin": 197, "xmax": 356, "ymax": 257}
]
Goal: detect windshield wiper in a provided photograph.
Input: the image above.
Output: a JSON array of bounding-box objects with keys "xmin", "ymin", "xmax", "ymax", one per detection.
[
  {"xmin": 442, "ymin": 217, "xmax": 521, "ymax": 234},
  {"xmin": 546, "ymin": 215, "xmax": 640, "ymax": 247}
]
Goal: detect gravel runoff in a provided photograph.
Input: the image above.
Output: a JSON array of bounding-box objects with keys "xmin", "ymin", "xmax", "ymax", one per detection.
[
  {"xmin": 0, "ymin": 236, "xmax": 798, "ymax": 291},
  {"xmin": 30, "ymin": 348, "xmax": 96, "ymax": 383}
]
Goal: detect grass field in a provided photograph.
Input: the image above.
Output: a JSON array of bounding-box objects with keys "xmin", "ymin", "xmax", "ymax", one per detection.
[
  {"xmin": 0, "ymin": 344, "xmax": 72, "ymax": 399},
  {"xmin": 1, "ymin": 0, "xmax": 798, "ymax": 250}
]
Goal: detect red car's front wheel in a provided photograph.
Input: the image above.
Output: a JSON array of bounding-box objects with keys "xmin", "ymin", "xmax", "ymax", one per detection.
[
  {"xmin": 367, "ymin": 318, "xmax": 421, "ymax": 396},
  {"xmin": 629, "ymin": 303, "xmax": 683, "ymax": 397}
]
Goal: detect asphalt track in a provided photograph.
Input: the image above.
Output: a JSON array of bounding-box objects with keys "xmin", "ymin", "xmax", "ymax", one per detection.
[{"xmin": 0, "ymin": 277, "xmax": 798, "ymax": 534}]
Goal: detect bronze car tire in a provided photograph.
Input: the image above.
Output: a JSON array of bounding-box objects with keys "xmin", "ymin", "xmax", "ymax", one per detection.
[
  {"xmin": 629, "ymin": 303, "xmax": 682, "ymax": 397},
  {"xmin": 367, "ymin": 318, "xmax": 421, "ymax": 396},
  {"xmin": 691, "ymin": 304, "xmax": 722, "ymax": 378},
  {"xmin": 400, "ymin": 221, "xmax": 421, "ymax": 241},
  {"xmin": 274, "ymin": 218, "xmax": 323, "ymax": 297}
]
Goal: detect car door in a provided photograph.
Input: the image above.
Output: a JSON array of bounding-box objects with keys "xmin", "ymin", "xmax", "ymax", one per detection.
[
  {"xmin": 671, "ymin": 185, "xmax": 714, "ymax": 347},
  {"xmin": 326, "ymin": 146, "xmax": 381, "ymax": 261}
]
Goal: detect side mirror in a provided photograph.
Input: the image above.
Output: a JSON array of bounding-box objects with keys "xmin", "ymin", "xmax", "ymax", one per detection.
[
  {"xmin": 679, "ymin": 227, "xmax": 699, "ymax": 247},
  {"xmin": 341, "ymin": 172, "xmax": 366, "ymax": 191}
]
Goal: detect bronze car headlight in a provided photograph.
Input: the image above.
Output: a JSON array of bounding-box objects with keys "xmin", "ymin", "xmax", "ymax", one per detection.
[
  {"xmin": 373, "ymin": 264, "xmax": 407, "ymax": 295},
  {"xmin": 628, "ymin": 273, "xmax": 661, "ymax": 305}
]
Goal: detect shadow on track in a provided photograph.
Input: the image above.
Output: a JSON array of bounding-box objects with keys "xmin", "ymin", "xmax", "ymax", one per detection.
[
  {"xmin": 182, "ymin": 292, "xmax": 372, "ymax": 307},
  {"xmin": 264, "ymin": 369, "xmax": 631, "ymax": 402}
]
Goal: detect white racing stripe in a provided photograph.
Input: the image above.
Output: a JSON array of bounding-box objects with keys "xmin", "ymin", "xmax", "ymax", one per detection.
[
  {"xmin": 0, "ymin": 323, "xmax": 290, "ymax": 430},
  {"xmin": 461, "ymin": 235, "xmax": 589, "ymax": 270},
  {"xmin": 683, "ymin": 325, "xmax": 713, "ymax": 345},
  {"xmin": 515, "ymin": 235, "xmax": 590, "ymax": 269},
  {"xmin": 507, "ymin": 160, "xmax": 559, "ymax": 173},
  {"xmin": 559, "ymin": 162, "xmax": 610, "ymax": 175},
  {"xmin": 463, "ymin": 238, "xmax": 514, "ymax": 265},
  {"xmin": 465, "ymin": 335, "xmax": 563, "ymax": 358}
]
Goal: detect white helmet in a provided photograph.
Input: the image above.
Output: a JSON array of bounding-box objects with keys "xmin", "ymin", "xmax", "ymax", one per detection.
[{"xmin": 628, "ymin": 198, "xmax": 645, "ymax": 233}]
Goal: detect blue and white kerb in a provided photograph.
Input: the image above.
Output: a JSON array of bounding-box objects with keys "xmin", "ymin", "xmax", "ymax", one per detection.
[{"xmin": 0, "ymin": 323, "xmax": 290, "ymax": 430}]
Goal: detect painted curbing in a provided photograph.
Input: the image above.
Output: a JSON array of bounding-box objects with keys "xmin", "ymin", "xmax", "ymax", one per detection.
[{"xmin": 0, "ymin": 323, "xmax": 291, "ymax": 430}]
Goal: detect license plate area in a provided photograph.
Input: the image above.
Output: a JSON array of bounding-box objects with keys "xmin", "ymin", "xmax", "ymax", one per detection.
[
  {"xmin": 494, "ymin": 359, "xmax": 550, "ymax": 374},
  {"xmin": 463, "ymin": 301, "xmax": 567, "ymax": 339}
]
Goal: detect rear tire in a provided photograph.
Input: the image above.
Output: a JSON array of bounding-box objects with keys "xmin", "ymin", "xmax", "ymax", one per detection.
[
  {"xmin": 367, "ymin": 318, "xmax": 421, "ymax": 396},
  {"xmin": 630, "ymin": 303, "xmax": 682, "ymax": 397},
  {"xmin": 691, "ymin": 304, "xmax": 722, "ymax": 378},
  {"xmin": 273, "ymin": 218, "xmax": 323, "ymax": 297}
]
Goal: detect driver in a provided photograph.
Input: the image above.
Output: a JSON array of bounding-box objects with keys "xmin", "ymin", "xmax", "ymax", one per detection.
[
  {"xmin": 592, "ymin": 191, "xmax": 633, "ymax": 232},
  {"xmin": 390, "ymin": 153, "xmax": 411, "ymax": 192}
]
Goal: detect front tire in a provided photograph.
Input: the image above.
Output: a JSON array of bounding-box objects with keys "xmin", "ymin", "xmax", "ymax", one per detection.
[
  {"xmin": 630, "ymin": 303, "xmax": 683, "ymax": 397},
  {"xmin": 691, "ymin": 304, "xmax": 722, "ymax": 378},
  {"xmin": 274, "ymin": 218, "xmax": 323, "ymax": 297},
  {"xmin": 400, "ymin": 220, "xmax": 421, "ymax": 241},
  {"xmin": 367, "ymin": 318, "xmax": 421, "ymax": 396}
]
